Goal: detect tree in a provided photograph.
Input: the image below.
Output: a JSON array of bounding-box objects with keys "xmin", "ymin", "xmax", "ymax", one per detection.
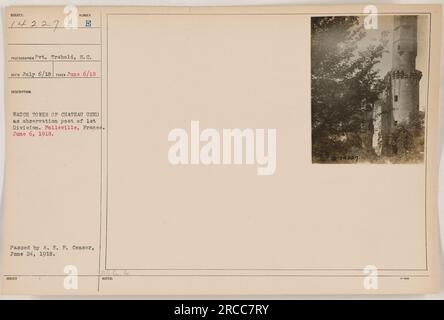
[
  {"xmin": 311, "ymin": 16, "xmax": 388, "ymax": 162},
  {"xmin": 389, "ymin": 111, "xmax": 424, "ymax": 162}
]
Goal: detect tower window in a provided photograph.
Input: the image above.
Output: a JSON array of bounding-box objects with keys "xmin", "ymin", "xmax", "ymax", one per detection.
[{"xmin": 394, "ymin": 95, "xmax": 398, "ymax": 102}]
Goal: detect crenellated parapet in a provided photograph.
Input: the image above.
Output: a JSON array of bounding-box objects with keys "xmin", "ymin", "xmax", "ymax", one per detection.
[{"xmin": 389, "ymin": 69, "xmax": 422, "ymax": 81}]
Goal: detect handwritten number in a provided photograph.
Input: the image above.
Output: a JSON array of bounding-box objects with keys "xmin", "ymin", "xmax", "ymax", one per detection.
[
  {"xmin": 53, "ymin": 19, "xmax": 59, "ymax": 32},
  {"xmin": 10, "ymin": 19, "xmax": 63, "ymax": 31}
]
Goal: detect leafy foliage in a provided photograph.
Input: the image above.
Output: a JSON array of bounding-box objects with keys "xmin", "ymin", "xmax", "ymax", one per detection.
[
  {"xmin": 311, "ymin": 16, "xmax": 388, "ymax": 162},
  {"xmin": 388, "ymin": 111, "xmax": 425, "ymax": 163}
]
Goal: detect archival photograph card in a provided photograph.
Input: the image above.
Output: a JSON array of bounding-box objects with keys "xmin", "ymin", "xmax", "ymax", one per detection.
[{"xmin": 1, "ymin": 4, "xmax": 442, "ymax": 295}]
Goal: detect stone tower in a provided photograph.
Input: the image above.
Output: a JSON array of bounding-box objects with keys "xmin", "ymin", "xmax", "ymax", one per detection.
[
  {"xmin": 372, "ymin": 15, "xmax": 422, "ymax": 156},
  {"xmin": 390, "ymin": 16, "xmax": 422, "ymax": 124}
]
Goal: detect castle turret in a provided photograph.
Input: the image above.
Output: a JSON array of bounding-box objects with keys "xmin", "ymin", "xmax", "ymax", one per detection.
[
  {"xmin": 372, "ymin": 15, "xmax": 422, "ymax": 156},
  {"xmin": 390, "ymin": 16, "xmax": 422, "ymax": 124}
]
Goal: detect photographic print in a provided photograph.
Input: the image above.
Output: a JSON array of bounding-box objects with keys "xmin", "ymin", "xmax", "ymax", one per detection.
[{"xmin": 311, "ymin": 15, "xmax": 429, "ymax": 163}]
